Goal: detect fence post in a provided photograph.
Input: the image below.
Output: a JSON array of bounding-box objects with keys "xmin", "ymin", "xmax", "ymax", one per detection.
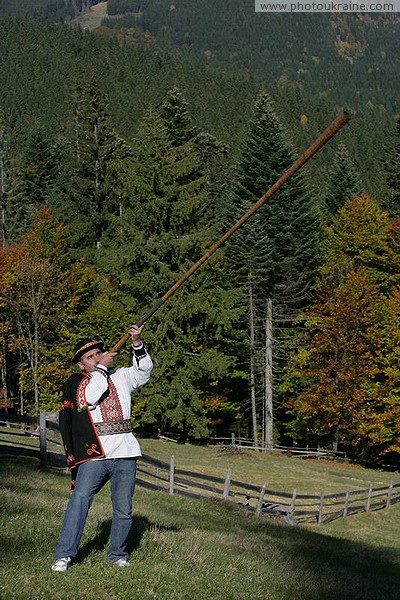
[
  {"xmin": 257, "ymin": 483, "xmax": 266, "ymax": 516},
  {"xmin": 318, "ymin": 489, "xmax": 324, "ymax": 525},
  {"xmin": 223, "ymin": 468, "xmax": 231, "ymax": 501},
  {"xmin": 386, "ymin": 480, "xmax": 394, "ymax": 509},
  {"xmin": 169, "ymin": 456, "xmax": 175, "ymax": 495},
  {"xmin": 343, "ymin": 488, "xmax": 350, "ymax": 518},
  {"xmin": 291, "ymin": 488, "xmax": 297, "ymax": 513},
  {"xmin": 39, "ymin": 410, "xmax": 47, "ymax": 468},
  {"xmin": 231, "ymin": 432, "xmax": 236, "ymax": 448},
  {"xmin": 366, "ymin": 484, "xmax": 372, "ymax": 512}
]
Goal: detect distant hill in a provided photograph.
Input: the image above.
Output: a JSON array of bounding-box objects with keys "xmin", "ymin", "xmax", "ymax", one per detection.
[
  {"xmin": 0, "ymin": 0, "xmax": 49, "ymax": 18},
  {"xmin": 97, "ymin": 0, "xmax": 400, "ymax": 196},
  {"xmin": 116, "ymin": 1, "xmax": 400, "ymax": 119},
  {"xmin": 0, "ymin": 0, "xmax": 102, "ymax": 20},
  {"xmin": 6, "ymin": 0, "xmax": 399, "ymax": 122},
  {"xmin": 0, "ymin": 2, "xmax": 397, "ymax": 198}
]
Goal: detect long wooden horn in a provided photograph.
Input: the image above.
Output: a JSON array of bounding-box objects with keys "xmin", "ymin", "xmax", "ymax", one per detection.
[{"xmin": 110, "ymin": 110, "xmax": 352, "ymax": 352}]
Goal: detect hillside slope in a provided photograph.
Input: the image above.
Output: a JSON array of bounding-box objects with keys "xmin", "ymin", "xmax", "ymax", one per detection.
[{"xmin": 134, "ymin": 1, "xmax": 399, "ymax": 117}]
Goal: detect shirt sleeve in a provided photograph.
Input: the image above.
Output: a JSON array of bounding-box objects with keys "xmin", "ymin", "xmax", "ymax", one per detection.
[{"xmin": 115, "ymin": 345, "xmax": 153, "ymax": 392}]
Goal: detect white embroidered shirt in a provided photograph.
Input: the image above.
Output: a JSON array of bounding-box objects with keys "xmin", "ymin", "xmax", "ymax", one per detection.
[{"xmin": 78, "ymin": 346, "xmax": 153, "ymax": 459}]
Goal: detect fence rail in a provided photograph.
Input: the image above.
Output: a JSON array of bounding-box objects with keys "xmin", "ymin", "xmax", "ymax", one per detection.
[
  {"xmin": 1, "ymin": 411, "xmax": 399, "ymax": 526},
  {"xmin": 136, "ymin": 453, "xmax": 400, "ymax": 526},
  {"xmin": 210, "ymin": 434, "xmax": 348, "ymax": 459}
]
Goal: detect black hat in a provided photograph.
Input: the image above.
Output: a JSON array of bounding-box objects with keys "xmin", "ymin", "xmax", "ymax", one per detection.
[{"xmin": 73, "ymin": 335, "xmax": 104, "ymax": 363}]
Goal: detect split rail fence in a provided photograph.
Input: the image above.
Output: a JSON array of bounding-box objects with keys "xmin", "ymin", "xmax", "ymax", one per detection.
[
  {"xmin": 210, "ymin": 434, "xmax": 348, "ymax": 460},
  {"xmin": 1, "ymin": 411, "xmax": 399, "ymax": 526}
]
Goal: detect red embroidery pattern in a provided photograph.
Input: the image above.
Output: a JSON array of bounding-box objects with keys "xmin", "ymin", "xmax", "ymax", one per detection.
[
  {"xmin": 61, "ymin": 400, "xmax": 74, "ymax": 409},
  {"xmin": 77, "ymin": 375, "xmax": 91, "ymax": 411},
  {"xmin": 100, "ymin": 379, "xmax": 123, "ymax": 423}
]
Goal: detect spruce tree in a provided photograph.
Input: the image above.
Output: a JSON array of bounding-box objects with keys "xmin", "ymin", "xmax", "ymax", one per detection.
[
  {"xmin": 0, "ymin": 110, "xmax": 9, "ymax": 246},
  {"xmin": 225, "ymin": 91, "xmax": 321, "ymax": 447},
  {"xmin": 18, "ymin": 126, "xmax": 58, "ymax": 209},
  {"xmin": 161, "ymin": 87, "xmax": 198, "ymax": 147},
  {"xmin": 52, "ymin": 72, "xmax": 130, "ymax": 255},
  {"xmin": 382, "ymin": 117, "xmax": 400, "ymax": 219},
  {"xmin": 100, "ymin": 107, "xmax": 243, "ymax": 440},
  {"xmin": 0, "ymin": 109, "xmax": 24, "ymax": 244},
  {"xmin": 324, "ymin": 143, "xmax": 362, "ymax": 217}
]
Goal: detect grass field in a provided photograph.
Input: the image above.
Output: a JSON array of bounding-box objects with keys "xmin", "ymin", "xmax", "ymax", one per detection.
[
  {"xmin": 140, "ymin": 438, "xmax": 398, "ymax": 496},
  {"xmin": 1, "ymin": 433, "xmax": 399, "ymax": 600},
  {"xmin": 71, "ymin": 2, "xmax": 109, "ymax": 31}
]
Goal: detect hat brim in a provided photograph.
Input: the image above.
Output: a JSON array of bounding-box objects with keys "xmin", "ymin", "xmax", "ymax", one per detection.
[{"xmin": 73, "ymin": 341, "xmax": 104, "ymax": 363}]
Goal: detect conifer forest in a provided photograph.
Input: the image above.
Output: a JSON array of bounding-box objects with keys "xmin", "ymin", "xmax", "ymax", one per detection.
[{"xmin": 0, "ymin": 0, "xmax": 399, "ymax": 465}]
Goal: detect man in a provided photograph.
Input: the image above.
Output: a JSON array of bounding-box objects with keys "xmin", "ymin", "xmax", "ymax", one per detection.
[{"xmin": 52, "ymin": 325, "xmax": 153, "ymax": 572}]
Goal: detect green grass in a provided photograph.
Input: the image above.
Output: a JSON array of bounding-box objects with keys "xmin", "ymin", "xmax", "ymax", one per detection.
[
  {"xmin": 0, "ymin": 425, "xmax": 64, "ymax": 456},
  {"xmin": 1, "ymin": 450, "xmax": 399, "ymax": 600}
]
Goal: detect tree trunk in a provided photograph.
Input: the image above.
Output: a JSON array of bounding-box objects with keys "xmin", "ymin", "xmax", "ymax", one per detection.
[
  {"xmin": 34, "ymin": 313, "xmax": 39, "ymax": 412},
  {"xmin": 248, "ymin": 274, "xmax": 259, "ymax": 449},
  {"xmin": 264, "ymin": 297, "xmax": 273, "ymax": 448},
  {"xmin": 0, "ymin": 338, "xmax": 8, "ymax": 406},
  {"xmin": 20, "ymin": 383, "xmax": 24, "ymax": 415},
  {"xmin": 71, "ymin": 0, "xmax": 80, "ymax": 17},
  {"xmin": 0, "ymin": 137, "xmax": 6, "ymax": 247}
]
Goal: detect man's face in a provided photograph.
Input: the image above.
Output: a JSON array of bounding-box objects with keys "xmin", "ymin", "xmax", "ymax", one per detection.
[{"xmin": 78, "ymin": 348, "xmax": 102, "ymax": 372}]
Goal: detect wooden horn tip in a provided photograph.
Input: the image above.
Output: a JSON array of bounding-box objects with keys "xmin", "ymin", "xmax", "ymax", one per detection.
[{"xmin": 342, "ymin": 109, "xmax": 353, "ymax": 120}]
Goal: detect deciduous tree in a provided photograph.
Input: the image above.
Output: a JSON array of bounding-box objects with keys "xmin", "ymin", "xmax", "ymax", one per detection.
[
  {"xmin": 0, "ymin": 208, "xmax": 98, "ymax": 412},
  {"xmin": 284, "ymin": 196, "xmax": 400, "ymax": 461}
]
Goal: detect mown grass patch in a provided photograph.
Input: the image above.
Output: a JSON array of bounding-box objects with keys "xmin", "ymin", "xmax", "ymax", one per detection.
[{"xmin": 71, "ymin": 1, "xmax": 108, "ymax": 31}]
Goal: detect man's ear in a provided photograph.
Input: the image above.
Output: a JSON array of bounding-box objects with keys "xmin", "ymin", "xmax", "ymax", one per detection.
[{"xmin": 77, "ymin": 360, "xmax": 84, "ymax": 371}]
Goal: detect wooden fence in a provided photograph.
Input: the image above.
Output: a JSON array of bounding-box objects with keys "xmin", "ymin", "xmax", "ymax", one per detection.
[
  {"xmin": 136, "ymin": 453, "xmax": 400, "ymax": 526},
  {"xmin": 1, "ymin": 411, "xmax": 399, "ymax": 526},
  {"xmin": 210, "ymin": 434, "xmax": 348, "ymax": 460}
]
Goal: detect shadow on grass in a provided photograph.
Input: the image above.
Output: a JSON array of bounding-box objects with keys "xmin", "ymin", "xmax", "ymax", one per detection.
[
  {"xmin": 187, "ymin": 498, "xmax": 400, "ymax": 600},
  {"xmin": 77, "ymin": 515, "xmax": 178, "ymax": 562}
]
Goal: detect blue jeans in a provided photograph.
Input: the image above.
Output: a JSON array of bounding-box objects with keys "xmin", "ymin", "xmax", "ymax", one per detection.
[{"xmin": 55, "ymin": 458, "xmax": 137, "ymax": 562}]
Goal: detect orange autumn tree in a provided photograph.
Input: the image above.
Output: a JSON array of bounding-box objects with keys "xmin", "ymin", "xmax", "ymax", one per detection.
[
  {"xmin": 284, "ymin": 196, "xmax": 400, "ymax": 461},
  {"xmin": 0, "ymin": 208, "xmax": 98, "ymax": 413}
]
